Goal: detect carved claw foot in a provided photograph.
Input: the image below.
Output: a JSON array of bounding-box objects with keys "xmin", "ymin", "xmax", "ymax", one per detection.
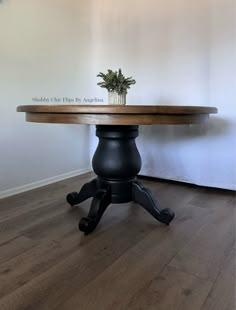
[
  {"xmin": 132, "ymin": 181, "xmax": 175, "ymax": 225},
  {"xmin": 79, "ymin": 186, "xmax": 112, "ymax": 234},
  {"xmin": 66, "ymin": 178, "xmax": 98, "ymax": 207}
]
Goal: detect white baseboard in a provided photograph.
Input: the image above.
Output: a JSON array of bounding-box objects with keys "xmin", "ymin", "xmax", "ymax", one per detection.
[
  {"xmin": 0, "ymin": 167, "xmax": 92, "ymax": 199},
  {"xmin": 2, "ymin": 169, "xmax": 234, "ymax": 200}
]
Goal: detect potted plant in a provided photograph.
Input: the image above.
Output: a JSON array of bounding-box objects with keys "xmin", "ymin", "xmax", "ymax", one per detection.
[{"xmin": 97, "ymin": 69, "xmax": 136, "ymax": 105}]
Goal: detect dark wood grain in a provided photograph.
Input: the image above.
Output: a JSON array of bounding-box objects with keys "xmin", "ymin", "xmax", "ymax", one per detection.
[{"xmin": 0, "ymin": 173, "xmax": 234, "ymax": 310}]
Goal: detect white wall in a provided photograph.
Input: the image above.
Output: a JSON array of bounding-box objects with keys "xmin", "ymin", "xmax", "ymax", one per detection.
[
  {"xmin": 1, "ymin": 0, "xmax": 235, "ymax": 197},
  {"xmin": 89, "ymin": 0, "xmax": 236, "ymax": 190},
  {"xmin": 0, "ymin": 0, "xmax": 93, "ymax": 198}
]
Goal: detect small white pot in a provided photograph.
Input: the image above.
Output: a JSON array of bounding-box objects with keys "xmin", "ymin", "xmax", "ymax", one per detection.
[{"xmin": 108, "ymin": 91, "xmax": 126, "ymax": 105}]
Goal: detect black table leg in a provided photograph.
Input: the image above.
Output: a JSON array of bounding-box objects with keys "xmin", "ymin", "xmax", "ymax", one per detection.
[
  {"xmin": 79, "ymin": 186, "xmax": 112, "ymax": 234},
  {"xmin": 132, "ymin": 180, "xmax": 175, "ymax": 225},
  {"xmin": 66, "ymin": 178, "xmax": 98, "ymax": 206},
  {"xmin": 66, "ymin": 125, "xmax": 175, "ymax": 234}
]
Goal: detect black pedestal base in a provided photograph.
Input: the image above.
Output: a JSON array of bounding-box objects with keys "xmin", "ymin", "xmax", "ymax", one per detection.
[
  {"xmin": 67, "ymin": 178, "xmax": 174, "ymax": 234},
  {"xmin": 66, "ymin": 125, "xmax": 175, "ymax": 234}
]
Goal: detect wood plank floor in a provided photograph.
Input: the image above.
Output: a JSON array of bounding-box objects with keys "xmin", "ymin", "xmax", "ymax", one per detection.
[{"xmin": 0, "ymin": 172, "xmax": 235, "ymax": 310}]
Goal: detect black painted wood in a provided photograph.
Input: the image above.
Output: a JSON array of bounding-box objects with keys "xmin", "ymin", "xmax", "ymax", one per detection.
[{"xmin": 67, "ymin": 125, "xmax": 175, "ymax": 234}]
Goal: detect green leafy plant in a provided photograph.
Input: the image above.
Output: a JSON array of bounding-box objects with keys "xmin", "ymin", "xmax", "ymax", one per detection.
[{"xmin": 97, "ymin": 69, "xmax": 136, "ymax": 95}]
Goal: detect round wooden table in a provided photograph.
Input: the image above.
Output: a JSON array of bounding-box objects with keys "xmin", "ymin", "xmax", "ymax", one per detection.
[{"xmin": 17, "ymin": 105, "xmax": 218, "ymax": 234}]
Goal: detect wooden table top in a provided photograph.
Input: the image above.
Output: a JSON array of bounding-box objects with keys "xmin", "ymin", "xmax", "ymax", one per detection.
[{"xmin": 17, "ymin": 105, "xmax": 218, "ymax": 125}]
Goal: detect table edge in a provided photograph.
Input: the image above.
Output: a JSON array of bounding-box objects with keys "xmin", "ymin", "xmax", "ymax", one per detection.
[{"xmin": 17, "ymin": 105, "xmax": 218, "ymax": 115}]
